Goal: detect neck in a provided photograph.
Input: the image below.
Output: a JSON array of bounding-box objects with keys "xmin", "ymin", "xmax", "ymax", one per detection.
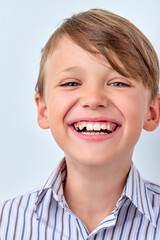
[{"xmin": 63, "ymin": 156, "xmax": 131, "ymax": 233}]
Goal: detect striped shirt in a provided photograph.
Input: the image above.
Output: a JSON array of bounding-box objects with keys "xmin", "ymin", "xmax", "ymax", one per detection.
[{"xmin": 0, "ymin": 159, "xmax": 160, "ymax": 239}]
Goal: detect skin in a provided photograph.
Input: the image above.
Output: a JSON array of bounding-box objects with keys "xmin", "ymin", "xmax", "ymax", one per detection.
[{"xmin": 35, "ymin": 36, "xmax": 160, "ymax": 233}]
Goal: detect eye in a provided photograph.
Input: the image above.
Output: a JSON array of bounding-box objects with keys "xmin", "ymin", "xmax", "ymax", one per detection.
[
  {"xmin": 60, "ymin": 81, "xmax": 80, "ymax": 87},
  {"xmin": 109, "ymin": 82, "xmax": 130, "ymax": 87}
]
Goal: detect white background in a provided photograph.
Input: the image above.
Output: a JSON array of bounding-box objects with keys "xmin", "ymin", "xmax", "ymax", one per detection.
[{"xmin": 0, "ymin": 0, "xmax": 160, "ymax": 203}]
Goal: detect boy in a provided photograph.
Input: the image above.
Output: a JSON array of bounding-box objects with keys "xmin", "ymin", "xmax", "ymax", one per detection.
[{"xmin": 0, "ymin": 8, "xmax": 160, "ymax": 240}]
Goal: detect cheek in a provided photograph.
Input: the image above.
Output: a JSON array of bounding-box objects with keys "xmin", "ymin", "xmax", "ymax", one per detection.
[
  {"xmin": 118, "ymin": 94, "xmax": 148, "ymax": 145},
  {"xmin": 122, "ymin": 97, "xmax": 149, "ymax": 148},
  {"xmin": 47, "ymin": 92, "xmax": 73, "ymax": 128},
  {"xmin": 118, "ymin": 92, "xmax": 147, "ymax": 123},
  {"xmin": 47, "ymin": 97, "xmax": 67, "ymax": 148}
]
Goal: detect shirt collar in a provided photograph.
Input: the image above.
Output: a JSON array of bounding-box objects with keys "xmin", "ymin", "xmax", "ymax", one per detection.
[
  {"xmin": 34, "ymin": 159, "xmax": 156, "ymax": 227},
  {"xmin": 39, "ymin": 158, "xmax": 67, "ymax": 197},
  {"xmin": 122, "ymin": 162, "xmax": 156, "ymax": 227},
  {"xmin": 34, "ymin": 158, "xmax": 67, "ymax": 216}
]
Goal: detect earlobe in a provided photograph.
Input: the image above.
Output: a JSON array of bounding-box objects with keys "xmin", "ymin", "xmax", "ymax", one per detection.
[
  {"xmin": 35, "ymin": 93, "xmax": 50, "ymax": 129},
  {"xmin": 143, "ymin": 94, "xmax": 160, "ymax": 132}
]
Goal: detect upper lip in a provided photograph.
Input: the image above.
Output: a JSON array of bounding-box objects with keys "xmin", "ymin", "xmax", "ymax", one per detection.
[{"xmin": 68, "ymin": 117, "xmax": 121, "ymax": 126}]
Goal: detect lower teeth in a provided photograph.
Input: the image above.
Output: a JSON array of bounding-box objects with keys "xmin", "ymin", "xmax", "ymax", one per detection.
[{"xmin": 81, "ymin": 132, "xmax": 108, "ymax": 135}]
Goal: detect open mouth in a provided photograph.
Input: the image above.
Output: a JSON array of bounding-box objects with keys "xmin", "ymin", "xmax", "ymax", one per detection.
[{"xmin": 72, "ymin": 121, "xmax": 119, "ymax": 135}]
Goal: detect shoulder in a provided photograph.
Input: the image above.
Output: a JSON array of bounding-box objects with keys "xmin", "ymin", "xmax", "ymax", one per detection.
[
  {"xmin": 0, "ymin": 188, "xmax": 40, "ymax": 214},
  {"xmin": 0, "ymin": 188, "xmax": 40, "ymax": 238}
]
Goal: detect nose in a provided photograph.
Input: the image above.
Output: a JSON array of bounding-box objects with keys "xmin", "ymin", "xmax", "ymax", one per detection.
[{"xmin": 80, "ymin": 87, "xmax": 108, "ymax": 110}]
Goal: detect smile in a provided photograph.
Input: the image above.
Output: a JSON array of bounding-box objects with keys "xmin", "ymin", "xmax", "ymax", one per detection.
[{"xmin": 73, "ymin": 121, "xmax": 118, "ymax": 135}]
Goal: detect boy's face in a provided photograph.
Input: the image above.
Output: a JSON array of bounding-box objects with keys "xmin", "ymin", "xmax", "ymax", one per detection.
[{"xmin": 35, "ymin": 36, "xmax": 159, "ymax": 167}]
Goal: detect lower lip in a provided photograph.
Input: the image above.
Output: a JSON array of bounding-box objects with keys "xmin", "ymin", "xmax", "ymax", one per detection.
[{"xmin": 69, "ymin": 125, "xmax": 121, "ymax": 141}]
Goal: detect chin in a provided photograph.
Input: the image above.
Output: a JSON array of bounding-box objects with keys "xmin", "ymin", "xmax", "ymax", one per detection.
[{"xmin": 75, "ymin": 154, "xmax": 113, "ymax": 167}]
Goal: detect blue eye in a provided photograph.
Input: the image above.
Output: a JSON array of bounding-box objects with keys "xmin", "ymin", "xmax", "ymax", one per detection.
[
  {"xmin": 61, "ymin": 82, "xmax": 80, "ymax": 87},
  {"xmin": 110, "ymin": 82, "xmax": 130, "ymax": 87}
]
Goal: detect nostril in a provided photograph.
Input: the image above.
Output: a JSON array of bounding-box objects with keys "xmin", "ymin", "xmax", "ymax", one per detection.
[
  {"xmin": 97, "ymin": 104, "xmax": 104, "ymax": 107},
  {"xmin": 80, "ymin": 93, "xmax": 108, "ymax": 109},
  {"xmin": 82, "ymin": 103, "xmax": 105, "ymax": 110}
]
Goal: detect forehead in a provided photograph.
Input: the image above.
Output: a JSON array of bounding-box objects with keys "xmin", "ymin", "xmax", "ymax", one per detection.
[{"xmin": 45, "ymin": 36, "xmax": 123, "ymax": 77}]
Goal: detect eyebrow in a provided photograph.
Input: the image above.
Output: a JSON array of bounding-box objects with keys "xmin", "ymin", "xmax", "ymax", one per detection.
[
  {"xmin": 57, "ymin": 65, "xmax": 115, "ymax": 75},
  {"xmin": 57, "ymin": 66, "xmax": 82, "ymax": 74}
]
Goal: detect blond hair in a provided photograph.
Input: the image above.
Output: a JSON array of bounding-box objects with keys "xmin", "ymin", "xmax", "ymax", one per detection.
[{"xmin": 35, "ymin": 9, "xmax": 159, "ymax": 100}]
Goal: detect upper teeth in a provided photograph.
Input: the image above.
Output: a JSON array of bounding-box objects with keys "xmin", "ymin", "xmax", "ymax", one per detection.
[{"xmin": 74, "ymin": 122, "xmax": 112, "ymax": 131}]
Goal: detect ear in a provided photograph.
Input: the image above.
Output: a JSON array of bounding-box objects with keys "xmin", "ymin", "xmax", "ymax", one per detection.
[
  {"xmin": 143, "ymin": 94, "xmax": 160, "ymax": 131},
  {"xmin": 35, "ymin": 93, "xmax": 50, "ymax": 129}
]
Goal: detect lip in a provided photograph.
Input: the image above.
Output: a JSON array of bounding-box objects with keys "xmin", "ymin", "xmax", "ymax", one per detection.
[
  {"xmin": 68, "ymin": 116, "xmax": 121, "ymax": 126},
  {"xmin": 69, "ymin": 124, "xmax": 121, "ymax": 141}
]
